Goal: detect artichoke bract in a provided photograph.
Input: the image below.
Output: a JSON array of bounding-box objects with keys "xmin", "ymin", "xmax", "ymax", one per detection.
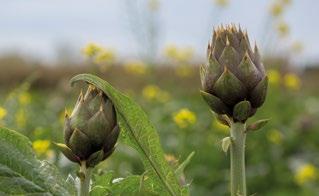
[
  {"xmin": 57, "ymin": 85, "xmax": 119, "ymax": 167},
  {"xmin": 200, "ymin": 25, "xmax": 268, "ymax": 122}
]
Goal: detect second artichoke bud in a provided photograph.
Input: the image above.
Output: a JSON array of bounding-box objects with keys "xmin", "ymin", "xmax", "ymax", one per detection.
[
  {"xmin": 56, "ymin": 85, "xmax": 119, "ymax": 168},
  {"xmin": 200, "ymin": 25, "xmax": 268, "ymax": 122}
]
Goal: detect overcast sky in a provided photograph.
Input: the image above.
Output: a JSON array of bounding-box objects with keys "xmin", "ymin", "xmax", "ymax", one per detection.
[{"xmin": 0, "ymin": 0, "xmax": 318, "ymax": 65}]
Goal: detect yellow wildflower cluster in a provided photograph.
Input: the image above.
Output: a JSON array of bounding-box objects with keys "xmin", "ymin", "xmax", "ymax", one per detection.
[
  {"xmin": 212, "ymin": 119, "xmax": 228, "ymax": 134},
  {"xmin": 82, "ymin": 43, "xmax": 116, "ymax": 67},
  {"xmin": 266, "ymin": 129, "xmax": 283, "ymax": 145},
  {"xmin": 0, "ymin": 106, "xmax": 7, "ymax": 120},
  {"xmin": 165, "ymin": 45, "xmax": 178, "ymax": 59},
  {"xmin": 164, "ymin": 44, "xmax": 194, "ymax": 63},
  {"xmin": 295, "ymin": 163, "xmax": 318, "ymax": 186},
  {"xmin": 269, "ymin": 0, "xmax": 291, "ymax": 18},
  {"xmin": 82, "ymin": 43, "xmax": 102, "ymax": 57},
  {"xmin": 283, "ymin": 73, "xmax": 301, "ymax": 91},
  {"xmin": 276, "ymin": 21, "xmax": 290, "ymax": 37},
  {"xmin": 173, "ymin": 108, "xmax": 197, "ymax": 128},
  {"xmin": 142, "ymin": 85, "xmax": 170, "ymax": 103},
  {"xmin": 270, "ymin": 3, "xmax": 283, "ymax": 17},
  {"xmin": 124, "ymin": 61, "xmax": 148, "ymax": 75},
  {"xmin": 94, "ymin": 50, "xmax": 115, "ymax": 64},
  {"xmin": 267, "ymin": 69, "xmax": 301, "ymax": 91},
  {"xmin": 268, "ymin": 69, "xmax": 281, "ymax": 86},
  {"xmin": 269, "ymin": 0, "xmax": 292, "ymax": 39},
  {"xmin": 32, "ymin": 139, "xmax": 50, "ymax": 156}
]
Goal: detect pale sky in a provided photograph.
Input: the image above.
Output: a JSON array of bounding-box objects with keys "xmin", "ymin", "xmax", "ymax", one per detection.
[{"xmin": 0, "ymin": 0, "xmax": 318, "ymax": 65}]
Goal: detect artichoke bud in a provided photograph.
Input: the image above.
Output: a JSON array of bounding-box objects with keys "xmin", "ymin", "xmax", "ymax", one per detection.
[
  {"xmin": 200, "ymin": 24, "xmax": 268, "ymax": 122},
  {"xmin": 59, "ymin": 85, "xmax": 119, "ymax": 167}
]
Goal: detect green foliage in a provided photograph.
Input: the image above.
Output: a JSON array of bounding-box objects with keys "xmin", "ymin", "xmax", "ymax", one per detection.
[
  {"xmin": 70, "ymin": 74, "xmax": 187, "ymax": 196},
  {"xmin": 0, "ymin": 126, "xmax": 74, "ymax": 195},
  {"xmin": 1, "ymin": 67, "xmax": 318, "ymax": 195},
  {"xmin": 90, "ymin": 172, "xmax": 158, "ymax": 196}
]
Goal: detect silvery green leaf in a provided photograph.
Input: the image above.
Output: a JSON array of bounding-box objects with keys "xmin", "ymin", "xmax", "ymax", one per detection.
[{"xmin": 0, "ymin": 127, "xmax": 75, "ymax": 195}]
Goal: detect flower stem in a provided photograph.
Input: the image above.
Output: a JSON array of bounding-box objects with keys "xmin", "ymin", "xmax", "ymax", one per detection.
[
  {"xmin": 79, "ymin": 161, "xmax": 92, "ymax": 196},
  {"xmin": 230, "ymin": 122, "xmax": 246, "ymax": 196}
]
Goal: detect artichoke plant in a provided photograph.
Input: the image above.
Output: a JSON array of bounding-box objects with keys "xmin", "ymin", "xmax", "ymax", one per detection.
[
  {"xmin": 200, "ymin": 24, "xmax": 269, "ymax": 196},
  {"xmin": 56, "ymin": 85, "xmax": 119, "ymax": 168},
  {"xmin": 200, "ymin": 24, "xmax": 268, "ymax": 122},
  {"xmin": 55, "ymin": 84, "xmax": 119, "ymax": 196}
]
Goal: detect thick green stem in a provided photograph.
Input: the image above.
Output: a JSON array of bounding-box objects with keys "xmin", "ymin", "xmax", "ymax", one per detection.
[
  {"xmin": 230, "ymin": 122, "xmax": 246, "ymax": 196},
  {"xmin": 79, "ymin": 161, "xmax": 92, "ymax": 196}
]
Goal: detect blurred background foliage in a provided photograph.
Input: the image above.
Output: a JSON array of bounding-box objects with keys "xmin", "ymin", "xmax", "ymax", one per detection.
[{"xmin": 1, "ymin": 0, "xmax": 319, "ymax": 195}]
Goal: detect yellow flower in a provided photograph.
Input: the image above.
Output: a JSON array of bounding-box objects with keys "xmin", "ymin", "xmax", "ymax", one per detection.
[
  {"xmin": 19, "ymin": 92, "xmax": 31, "ymax": 106},
  {"xmin": 0, "ymin": 106, "xmax": 7, "ymax": 120},
  {"xmin": 164, "ymin": 44, "xmax": 179, "ymax": 60},
  {"xmin": 124, "ymin": 61, "xmax": 148, "ymax": 75},
  {"xmin": 295, "ymin": 163, "xmax": 317, "ymax": 185},
  {"xmin": 276, "ymin": 21, "xmax": 290, "ymax": 37},
  {"xmin": 283, "ymin": 73, "xmax": 301, "ymax": 91},
  {"xmin": 173, "ymin": 108, "xmax": 196, "ymax": 128},
  {"xmin": 270, "ymin": 3, "xmax": 283, "ymax": 17},
  {"xmin": 142, "ymin": 85, "xmax": 159, "ymax": 101},
  {"xmin": 212, "ymin": 120, "xmax": 229, "ymax": 134},
  {"xmin": 82, "ymin": 43, "xmax": 102, "ymax": 57},
  {"xmin": 142, "ymin": 85, "xmax": 170, "ymax": 103},
  {"xmin": 214, "ymin": 0, "xmax": 229, "ymax": 7},
  {"xmin": 148, "ymin": 0, "xmax": 160, "ymax": 11},
  {"xmin": 267, "ymin": 69, "xmax": 280, "ymax": 86},
  {"xmin": 15, "ymin": 109, "xmax": 26, "ymax": 128},
  {"xmin": 32, "ymin": 140, "xmax": 50, "ymax": 156},
  {"xmin": 267, "ymin": 129, "xmax": 283, "ymax": 144},
  {"xmin": 93, "ymin": 49, "xmax": 115, "ymax": 65}
]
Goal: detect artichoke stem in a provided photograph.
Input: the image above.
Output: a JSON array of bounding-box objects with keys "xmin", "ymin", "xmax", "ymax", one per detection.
[
  {"xmin": 230, "ymin": 122, "xmax": 247, "ymax": 196},
  {"xmin": 79, "ymin": 161, "xmax": 92, "ymax": 196}
]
